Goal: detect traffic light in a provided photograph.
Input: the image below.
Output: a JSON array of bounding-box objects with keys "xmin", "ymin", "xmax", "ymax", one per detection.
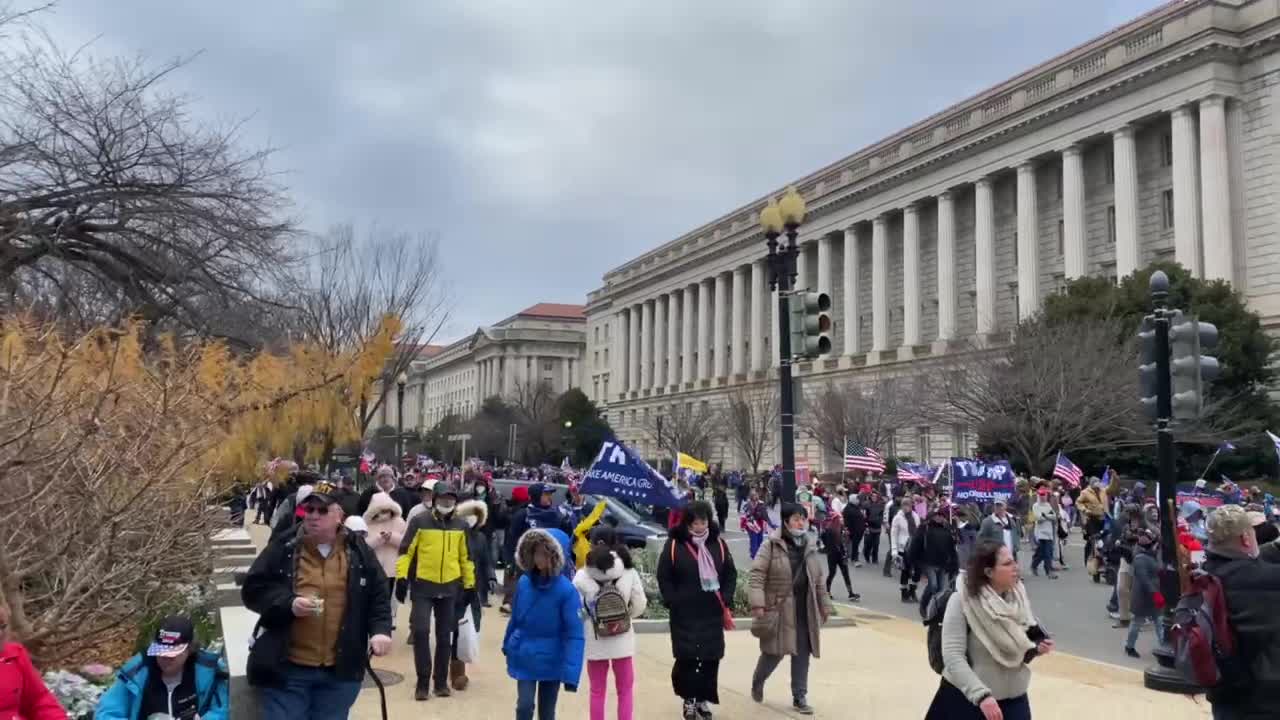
[
  {"xmin": 791, "ymin": 291, "xmax": 832, "ymax": 359},
  {"xmin": 1169, "ymin": 314, "xmax": 1220, "ymax": 420},
  {"xmin": 1138, "ymin": 315, "xmax": 1159, "ymax": 420}
]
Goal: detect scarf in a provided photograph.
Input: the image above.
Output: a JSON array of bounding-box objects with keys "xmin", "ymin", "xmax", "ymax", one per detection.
[
  {"xmin": 688, "ymin": 529, "xmax": 720, "ymax": 592},
  {"xmin": 960, "ymin": 581, "xmax": 1036, "ymax": 668}
]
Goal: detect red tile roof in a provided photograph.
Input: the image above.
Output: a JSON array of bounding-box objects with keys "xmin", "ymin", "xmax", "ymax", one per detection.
[{"xmin": 516, "ymin": 303, "xmax": 586, "ymax": 320}]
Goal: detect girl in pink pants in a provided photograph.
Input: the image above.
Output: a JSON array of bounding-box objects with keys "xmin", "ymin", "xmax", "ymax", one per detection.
[{"xmin": 573, "ymin": 538, "xmax": 648, "ymax": 720}]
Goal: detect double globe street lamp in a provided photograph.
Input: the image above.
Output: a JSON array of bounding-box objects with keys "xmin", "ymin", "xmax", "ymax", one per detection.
[{"xmin": 759, "ymin": 186, "xmax": 807, "ymax": 503}]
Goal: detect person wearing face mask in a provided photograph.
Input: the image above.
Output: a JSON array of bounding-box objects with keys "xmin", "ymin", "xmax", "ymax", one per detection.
[
  {"xmin": 395, "ymin": 482, "xmax": 476, "ymax": 701},
  {"xmin": 657, "ymin": 501, "xmax": 737, "ymax": 720},
  {"xmin": 748, "ymin": 503, "xmax": 831, "ymax": 715},
  {"xmin": 1202, "ymin": 504, "xmax": 1280, "ymax": 720}
]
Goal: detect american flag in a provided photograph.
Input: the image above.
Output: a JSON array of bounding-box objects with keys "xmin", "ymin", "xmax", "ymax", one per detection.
[
  {"xmin": 896, "ymin": 461, "xmax": 929, "ymax": 483},
  {"xmin": 844, "ymin": 439, "xmax": 885, "ymax": 473},
  {"xmin": 796, "ymin": 463, "xmax": 811, "ymax": 487},
  {"xmin": 1053, "ymin": 452, "xmax": 1084, "ymax": 488}
]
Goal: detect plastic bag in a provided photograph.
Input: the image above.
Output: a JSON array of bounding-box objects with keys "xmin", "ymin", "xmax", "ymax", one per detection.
[{"xmin": 456, "ymin": 608, "xmax": 480, "ymax": 664}]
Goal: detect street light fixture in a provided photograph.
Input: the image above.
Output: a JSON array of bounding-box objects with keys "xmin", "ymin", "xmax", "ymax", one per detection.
[
  {"xmin": 396, "ymin": 371, "xmax": 409, "ymax": 463},
  {"xmin": 760, "ymin": 187, "xmax": 806, "ymax": 503}
]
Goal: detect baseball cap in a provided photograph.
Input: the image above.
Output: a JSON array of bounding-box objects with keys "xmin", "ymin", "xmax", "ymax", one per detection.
[
  {"xmin": 147, "ymin": 616, "xmax": 194, "ymax": 658},
  {"xmin": 304, "ymin": 481, "xmax": 339, "ymax": 506}
]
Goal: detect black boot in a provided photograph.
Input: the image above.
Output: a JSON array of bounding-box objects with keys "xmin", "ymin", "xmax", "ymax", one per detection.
[
  {"xmin": 415, "ymin": 682, "xmax": 431, "ymax": 701},
  {"xmin": 900, "ymin": 586, "xmax": 911, "ymax": 602}
]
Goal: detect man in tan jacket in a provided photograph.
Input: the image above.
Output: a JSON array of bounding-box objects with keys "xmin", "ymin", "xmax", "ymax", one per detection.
[{"xmin": 1077, "ymin": 479, "xmax": 1109, "ymax": 569}]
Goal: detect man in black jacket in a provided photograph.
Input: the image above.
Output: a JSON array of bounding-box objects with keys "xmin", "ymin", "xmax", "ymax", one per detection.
[
  {"xmin": 243, "ymin": 481, "xmax": 393, "ymax": 719},
  {"xmin": 1203, "ymin": 504, "xmax": 1280, "ymax": 720},
  {"xmin": 842, "ymin": 498, "xmax": 867, "ymax": 568},
  {"xmin": 863, "ymin": 492, "xmax": 885, "ymax": 566}
]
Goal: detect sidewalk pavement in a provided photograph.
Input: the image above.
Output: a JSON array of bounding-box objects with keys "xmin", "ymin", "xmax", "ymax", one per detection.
[{"xmin": 352, "ymin": 602, "xmax": 1213, "ymax": 720}]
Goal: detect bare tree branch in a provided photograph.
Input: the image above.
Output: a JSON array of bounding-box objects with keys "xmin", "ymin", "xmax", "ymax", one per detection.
[
  {"xmin": 642, "ymin": 401, "xmax": 719, "ymax": 461},
  {"xmin": 799, "ymin": 374, "xmax": 917, "ymax": 458},
  {"xmin": 722, "ymin": 385, "xmax": 778, "ymax": 474}
]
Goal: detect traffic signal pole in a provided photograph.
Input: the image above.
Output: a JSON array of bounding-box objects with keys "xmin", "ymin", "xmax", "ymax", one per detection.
[{"xmin": 1143, "ymin": 270, "xmax": 1201, "ymax": 694}]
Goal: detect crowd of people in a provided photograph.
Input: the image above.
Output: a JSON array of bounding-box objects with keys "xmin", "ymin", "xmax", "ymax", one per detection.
[{"xmin": 0, "ymin": 457, "xmax": 1257, "ymax": 720}]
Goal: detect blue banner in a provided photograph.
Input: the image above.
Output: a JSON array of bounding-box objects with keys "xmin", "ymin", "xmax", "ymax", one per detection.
[
  {"xmin": 950, "ymin": 457, "xmax": 1016, "ymax": 503},
  {"xmin": 581, "ymin": 439, "xmax": 689, "ymax": 508}
]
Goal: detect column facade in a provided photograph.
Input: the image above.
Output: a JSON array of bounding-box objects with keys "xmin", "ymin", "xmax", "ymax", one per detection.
[
  {"xmin": 842, "ymin": 226, "xmax": 859, "ymax": 355},
  {"xmin": 1062, "ymin": 145, "xmax": 1087, "ymax": 279},
  {"xmin": 1200, "ymin": 96, "xmax": 1233, "ymax": 282},
  {"xmin": 796, "ymin": 244, "xmax": 810, "ymax": 291},
  {"xmin": 713, "ymin": 272, "xmax": 729, "ymax": 377},
  {"xmin": 640, "ymin": 300, "xmax": 653, "ymax": 390},
  {"xmin": 697, "ymin": 281, "xmax": 712, "ymax": 380},
  {"xmin": 901, "ymin": 203, "xmax": 921, "ymax": 352},
  {"xmin": 681, "ymin": 285, "xmax": 695, "ymax": 384},
  {"xmin": 615, "ymin": 310, "xmax": 629, "ymax": 397},
  {"xmin": 871, "ymin": 215, "xmax": 889, "ymax": 353},
  {"xmin": 750, "ymin": 261, "xmax": 767, "ymax": 372},
  {"xmin": 936, "ymin": 192, "xmax": 956, "ymax": 343},
  {"xmin": 628, "ymin": 303, "xmax": 641, "ymax": 392},
  {"xmin": 1171, "ymin": 105, "xmax": 1202, "ymax": 278},
  {"xmin": 504, "ymin": 352, "xmax": 516, "ymax": 395},
  {"xmin": 666, "ymin": 292, "xmax": 680, "ymax": 388},
  {"xmin": 651, "ymin": 296, "xmax": 666, "ymax": 391},
  {"xmin": 817, "ymin": 234, "xmax": 834, "ymax": 297},
  {"xmin": 731, "ymin": 266, "xmax": 747, "ymax": 376},
  {"xmin": 1016, "ymin": 161, "xmax": 1040, "ymax": 320},
  {"xmin": 975, "ymin": 178, "xmax": 996, "ymax": 335},
  {"xmin": 1113, "ymin": 126, "xmax": 1141, "ymax": 279}
]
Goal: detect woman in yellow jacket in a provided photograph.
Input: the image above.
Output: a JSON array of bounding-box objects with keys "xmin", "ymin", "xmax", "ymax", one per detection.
[{"xmin": 395, "ymin": 483, "xmax": 476, "ymax": 701}]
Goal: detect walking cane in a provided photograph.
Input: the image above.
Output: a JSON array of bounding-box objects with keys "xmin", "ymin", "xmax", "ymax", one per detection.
[{"xmin": 366, "ymin": 650, "xmax": 388, "ymax": 720}]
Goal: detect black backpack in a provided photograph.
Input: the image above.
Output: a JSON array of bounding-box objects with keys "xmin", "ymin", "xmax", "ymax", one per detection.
[{"xmin": 924, "ymin": 588, "xmax": 957, "ymax": 674}]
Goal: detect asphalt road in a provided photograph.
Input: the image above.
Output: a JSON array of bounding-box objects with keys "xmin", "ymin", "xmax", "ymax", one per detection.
[{"xmin": 717, "ymin": 507, "xmax": 1152, "ymax": 672}]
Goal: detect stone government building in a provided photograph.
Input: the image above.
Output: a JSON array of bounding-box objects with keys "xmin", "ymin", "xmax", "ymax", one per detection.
[
  {"xmin": 380, "ymin": 303, "xmax": 587, "ymax": 435},
  {"xmin": 583, "ymin": 0, "xmax": 1280, "ymax": 472}
]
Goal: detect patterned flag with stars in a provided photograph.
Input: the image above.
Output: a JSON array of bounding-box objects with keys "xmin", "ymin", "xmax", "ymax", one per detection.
[{"xmin": 844, "ymin": 438, "xmax": 885, "ymax": 473}]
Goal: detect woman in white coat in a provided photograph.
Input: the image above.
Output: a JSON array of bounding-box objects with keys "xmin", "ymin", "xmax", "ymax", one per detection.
[
  {"xmin": 364, "ymin": 491, "xmax": 408, "ymax": 628},
  {"xmin": 572, "ymin": 539, "xmax": 647, "ymax": 720}
]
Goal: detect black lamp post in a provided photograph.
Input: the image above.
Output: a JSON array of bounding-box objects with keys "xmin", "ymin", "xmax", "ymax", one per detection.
[
  {"xmin": 396, "ymin": 371, "xmax": 408, "ymax": 463},
  {"xmin": 759, "ymin": 187, "xmax": 806, "ymax": 504}
]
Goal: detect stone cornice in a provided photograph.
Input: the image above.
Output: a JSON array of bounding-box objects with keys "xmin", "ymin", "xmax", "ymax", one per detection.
[{"xmin": 588, "ymin": 0, "xmax": 1276, "ymax": 311}]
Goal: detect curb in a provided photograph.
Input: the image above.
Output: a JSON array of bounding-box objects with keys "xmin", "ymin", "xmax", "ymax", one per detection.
[{"xmin": 632, "ymin": 614, "xmax": 859, "ymax": 634}]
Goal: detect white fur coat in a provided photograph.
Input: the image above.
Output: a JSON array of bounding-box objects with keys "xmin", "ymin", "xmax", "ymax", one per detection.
[{"xmin": 571, "ymin": 553, "xmax": 647, "ymax": 661}]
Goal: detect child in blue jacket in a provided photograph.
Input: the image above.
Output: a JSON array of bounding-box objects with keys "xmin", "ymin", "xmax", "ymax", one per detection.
[
  {"xmin": 95, "ymin": 616, "xmax": 228, "ymax": 720},
  {"xmin": 503, "ymin": 527, "xmax": 585, "ymax": 720}
]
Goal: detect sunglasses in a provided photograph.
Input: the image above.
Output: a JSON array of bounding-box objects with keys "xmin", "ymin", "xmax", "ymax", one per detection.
[{"xmin": 303, "ymin": 505, "xmax": 330, "ymax": 516}]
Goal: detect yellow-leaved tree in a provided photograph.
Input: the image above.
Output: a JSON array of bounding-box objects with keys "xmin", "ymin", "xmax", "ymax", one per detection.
[{"xmin": 0, "ymin": 312, "xmax": 398, "ymax": 664}]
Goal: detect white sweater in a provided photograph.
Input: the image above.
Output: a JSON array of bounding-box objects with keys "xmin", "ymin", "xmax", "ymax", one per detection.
[
  {"xmin": 890, "ymin": 510, "xmax": 921, "ymax": 555},
  {"xmin": 572, "ymin": 555, "xmax": 647, "ymax": 661}
]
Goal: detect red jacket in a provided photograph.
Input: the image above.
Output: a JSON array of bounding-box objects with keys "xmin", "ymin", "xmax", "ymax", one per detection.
[{"xmin": 0, "ymin": 642, "xmax": 66, "ymax": 720}]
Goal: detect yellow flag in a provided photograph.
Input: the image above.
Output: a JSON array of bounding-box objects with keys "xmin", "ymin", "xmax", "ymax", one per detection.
[
  {"xmin": 677, "ymin": 452, "xmax": 708, "ymax": 475},
  {"xmin": 573, "ymin": 500, "xmax": 608, "ymax": 569}
]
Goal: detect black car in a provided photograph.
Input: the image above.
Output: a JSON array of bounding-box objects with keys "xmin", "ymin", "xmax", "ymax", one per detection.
[{"xmin": 492, "ymin": 478, "xmax": 666, "ymax": 548}]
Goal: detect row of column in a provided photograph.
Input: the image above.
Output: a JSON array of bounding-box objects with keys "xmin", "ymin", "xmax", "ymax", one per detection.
[
  {"xmin": 477, "ymin": 354, "xmax": 579, "ymax": 402},
  {"xmin": 609, "ymin": 96, "xmax": 1234, "ymax": 396}
]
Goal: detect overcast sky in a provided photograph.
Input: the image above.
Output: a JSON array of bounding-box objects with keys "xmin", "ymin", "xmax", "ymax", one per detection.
[{"xmin": 38, "ymin": 0, "xmax": 1167, "ymax": 342}]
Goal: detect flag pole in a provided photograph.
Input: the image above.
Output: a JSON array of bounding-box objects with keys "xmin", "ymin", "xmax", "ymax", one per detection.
[{"xmin": 1197, "ymin": 448, "xmax": 1221, "ymax": 481}]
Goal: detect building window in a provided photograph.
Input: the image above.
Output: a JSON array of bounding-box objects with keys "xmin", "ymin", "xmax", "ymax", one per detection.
[
  {"xmin": 593, "ymin": 351, "xmax": 599, "ymax": 368},
  {"xmin": 1057, "ymin": 219, "xmax": 1064, "ymax": 256},
  {"xmin": 1012, "ymin": 232, "xmax": 1018, "ymax": 264},
  {"xmin": 1107, "ymin": 205, "xmax": 1116, "ymax": 244},
  {"xmin": 543, "ymin": 361, "xmax": 553, "ymax": 372},
  {"xmin": 885, "ymin": 431, "xmax": 897, "ymax": 458},
  {"xmin": 917, "ymin": 426, "xmax": 931, "ymax": 463},
  {"xmin": 1162, "ymin": 189, "xmax": 1174, "ymax": 230},
  {"xmin": 594, "ymin": 327, "xmax": 600, "ymax": 344},
  {"xmin": 1010, "ymin": 282, "xmax": 1020, "ymax": 322},
  {"xmin": 1102, "ymin": 262, "xmax": 1118, "ymax": 285},
  {"xmin": 1105, "ymin": 149, "xmax": 1115, "ymax": 184},
  {"xmin": 1052, "ymin": 273, "xmax": 1066, "ymax": 294},
  {"xmin": 1161, "ymin": 132, "xmax": 1173, "ymax": 167}
]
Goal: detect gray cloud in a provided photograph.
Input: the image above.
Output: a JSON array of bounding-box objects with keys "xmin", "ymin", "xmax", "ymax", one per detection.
[{"xmin": 37, "ymin": 0, "xmax": 1166, "ymax": 340}]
